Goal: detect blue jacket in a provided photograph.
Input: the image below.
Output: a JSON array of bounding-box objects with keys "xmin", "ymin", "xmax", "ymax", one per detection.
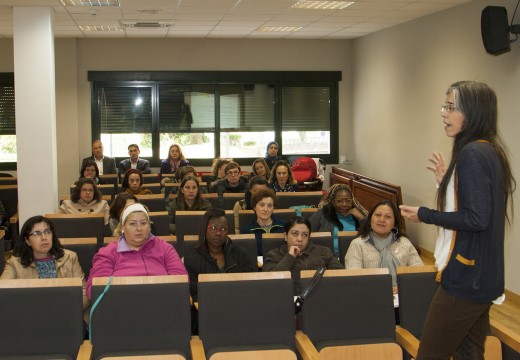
[
  {"xmin": 418, "ymin": 142, "xmax": 505, "ymax": 303},
  {"xmin": 241, "ymin": 216, "xmax": 285, "ymax": 255}
]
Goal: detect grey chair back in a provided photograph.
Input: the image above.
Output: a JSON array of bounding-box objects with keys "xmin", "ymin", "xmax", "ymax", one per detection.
[
  {"xmin": 149, "ymin": 211, "xmax": 170, "ymax": 236},
  {"xmin": 228, "ymin": 234, "xmax": 259, "ymax": 269},
  {"xmin": 45, "ymin": 213, "xmax": 105, "ymax": 246},
  {"xmin": 276, "ymin": 191, "xmax": 323, "ymax": 209},
  {"xmin": 197, "ymin": 272, "xmax": 296, "ymax": 358},
  {"xmin": 90, "ymin": 275, "xmax": 191, "ymax": 360},
  {"xmin": 60, "ymin": 237, "xmax": 99, "ymax": 280},
  {"xmin": 0, "ymin": 278, "xmax": 84, "ymax": 359},
  {"xmin": 136, "ymin": 194, "xmax": 166, "ymax": 212},
  {"xmin": 338, "ymin": 231, "xmax": 358, "ymax": 265},
  {"xmin": 299, "ymin": 268, "xmax": 396, "ymax": 352}
]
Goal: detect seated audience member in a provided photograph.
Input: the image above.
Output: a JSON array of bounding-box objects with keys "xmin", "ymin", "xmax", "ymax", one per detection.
[
  {"xmin": 81, "ymin": 140, "xmax": 117, "ymax": 175},
  {"xmin": 59, "ymin": 178, "xmax": 110, "ymax": 224},
  {"xmin": 159, "ymin": 144, "xmax": 190, "ymax": 180},
  {"xmin": 269, "ymin": 160, "xmax": 299, "ymax": 192},
  {"xmin": 86, "ymin": 203, "xmax": 187, "ymax": 298},
  {"xmin": 162, "ymin": 165, "xmax": 207, "ymax": 198},
  {"xmin": 264, "ymin": 141, "xmax": 282, "ymax": 170},
  {"xmin": 206, "ymin": 157, "xmax": 232, "ymax": 185},
  {"xmin": 118, "ymin": 144, "xmax": 151, "ymax": 175},
  {"xmin": 1, "ymin": 216, "xmax": 89, "ymax": 327},
  {"xmin": 166, "ymin": 176, "xmax": 212, "ymax": 234},
  {"xmin": 121, "ymin": 169, "xmax": 152, "ymax": 195},
  {"xmin": 233, "ymin": 176, "xmax": 269, "ymax": 233},
  {"xmin": 184, "ymin": 208, "xmax": 257, "ymax": 302},
  {"xmin": 79, "ymin": 160, "xmax": 103, "ymax": 185},
  {"xmin": 104, "ymin": 193, "xmax": 138, "ymax": 237},
  {"xmin": 209, "ymin": 161, "xmax": 248, "ymax": 194},
  {"xmin": 249, "ymin": 158, "xmax": 271, "ymax": 181},
  {"xmin": 345, "ymin": 200, "xmax": 423, "ymax": 294},
  {"xmin": 309, "ymin": 183, "xmax": 368, "ymax": 256},
  {"xmin": 240, "ymin": 188, "xmax": 285, "ymax": 255},
  {"xmin": 263, "ymin": 217, "xmax": 343, "ymax": 295}
]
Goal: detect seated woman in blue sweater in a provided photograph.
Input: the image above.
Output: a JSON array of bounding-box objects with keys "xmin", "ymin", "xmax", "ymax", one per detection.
[{"xmin": 240, "ymin": 188, "xmax": 285, "ymax": 255}]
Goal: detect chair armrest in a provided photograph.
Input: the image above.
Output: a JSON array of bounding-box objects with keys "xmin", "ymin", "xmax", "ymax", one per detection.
[
  {"xmin": 295, "ymin": 330, "xmax": 322, "ymax": 360},
  {"xmin": 190, "ymin": 336, "xmax": 206, "ymax": 360},
  {"xmin": 76, "ymin": 340, "xmax": 93, "ymax": 360},
  {"xmin": 395, "ymin": 325, "xmax": 419, "ymax": 359}
]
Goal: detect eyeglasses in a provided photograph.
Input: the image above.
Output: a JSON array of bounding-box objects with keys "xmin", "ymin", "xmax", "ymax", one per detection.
[
  {"xmin": 441, "ymin": 104, "xmax": 459, "ymax": 113},
  {"xmin": 29, "ymin": 229, "xmax": 52, "ymax": 238},
  {"xmin": 81, "ymin": 188, "xmax": 94, "ymax": 192},
  {"xmin": 207, "ymin": 225, "xmax": 228, "ymax": 232},
  {"xmin": 226, "ymin": 170, "xmax": 240, "ymax": 176}
]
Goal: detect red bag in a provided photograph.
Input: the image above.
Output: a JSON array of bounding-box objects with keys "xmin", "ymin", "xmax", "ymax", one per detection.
[{"xmin": 291, "ymin": 157, "xmax": 317, "ymax": 183}]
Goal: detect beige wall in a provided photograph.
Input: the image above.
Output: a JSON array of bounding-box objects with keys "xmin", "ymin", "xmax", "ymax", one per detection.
[{"xmin": 351, "ymin": 0, "xmax": 520, "ymax": 293}]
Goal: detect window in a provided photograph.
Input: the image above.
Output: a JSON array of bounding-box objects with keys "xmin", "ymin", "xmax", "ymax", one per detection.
[
  {"xmin": 0, "ymin": 73, "xmax": 16, "ymax": 168},
  {"xmin": 90, "ymin": 71, "xmax": 340, "ymax": 166}
]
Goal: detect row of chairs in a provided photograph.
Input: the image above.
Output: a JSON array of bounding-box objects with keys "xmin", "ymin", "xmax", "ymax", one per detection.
[
  {"xmin": 0, "ymin": 268, "xmax": 394, "ymax": 359},
  {"xmin": 2, "ymin": 267, "xmax": 503, "ymax": 359},
  {"xmin": 53, "ymin": 231, "xmax": 359, "ymax": 280}
]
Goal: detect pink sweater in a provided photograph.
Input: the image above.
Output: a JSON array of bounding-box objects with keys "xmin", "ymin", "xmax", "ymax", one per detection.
[{"xmin": 86, "ymin": 235, "xmax": 187, "ymax": 298}]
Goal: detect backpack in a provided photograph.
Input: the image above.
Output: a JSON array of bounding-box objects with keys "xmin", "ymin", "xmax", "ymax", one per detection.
[{"xmin": 291, "ymin": 157, "xmax": 318, "ymax": 183}]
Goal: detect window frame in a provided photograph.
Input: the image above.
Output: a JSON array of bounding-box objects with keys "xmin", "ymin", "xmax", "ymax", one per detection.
[{"xmin": 89, "ymin": 71, "xmax": 341, "ymax": 167}]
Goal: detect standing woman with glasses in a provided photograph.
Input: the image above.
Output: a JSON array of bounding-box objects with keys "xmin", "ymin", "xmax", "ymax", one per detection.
[
  {"xmin": 400, "ymin": 81, "xmax": 515, "ymax": 359},
  {"xmin": 59, "ymin": 177, "xmax": 110, "ymax": 224}
]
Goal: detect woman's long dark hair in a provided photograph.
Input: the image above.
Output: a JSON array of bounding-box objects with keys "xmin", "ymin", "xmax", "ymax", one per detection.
[
  {"xmin": 121, "ymin": 169, "xmax": 143, "ymax": 192},
  {"xmin": 437, "ymin": 81, "xmax": 515, "ymax": 223},
  {"xmin": 15, "ymin": 216, "xmax": 64, "ymax": 267},
  {"xmin": 109, "ymin": 193, "xmax": 138, "ymax": 221},
  {"xmin": 80, "ymin": 160, "xmax": 100, "ymax": 179},
  {"xmin": 176, "ymin": 176, "xmax": 204, "ymax": 210}
]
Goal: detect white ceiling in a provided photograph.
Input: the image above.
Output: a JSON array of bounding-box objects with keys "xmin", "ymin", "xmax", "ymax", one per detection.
[{"xmin": 0, "ymin": 0, "xmax": 471, "ymax": 39}]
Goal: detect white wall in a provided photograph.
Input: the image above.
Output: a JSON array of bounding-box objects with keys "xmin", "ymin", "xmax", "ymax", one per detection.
[{"xmin": 351, "ymin": 0, "xmax": 520, "ymax": 293}]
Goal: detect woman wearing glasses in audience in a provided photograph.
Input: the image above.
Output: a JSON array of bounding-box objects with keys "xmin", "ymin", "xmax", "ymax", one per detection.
[
  {"xmin": 208, "ymin": 161, "xmax": 248, "ymax": 194},
  {"xmin": 86, "ymin": 203, "xmax": 187, "ymax": 299},
  {"xmin": 59, "ymin": 177, "xmax": 110, "ymax": 224},
  {"xmin": 309, "ymin": 184, "xmax": 368, "ymax": 256},
  {"xmin": 263, "ymin": 217, "xmax": 343, "ymax": 295},
  {"xmin": 269, "ymin": 160, "xmax": 299, "ymax": 192},
  {"xmin": 184, "ymin": 208, "xmax": 257, "ymax": 302},
  {"xmin": 345, "ymin": 200, "xmax": 422, "ymax": 295},
  {"xmin": 166, "ymin": 176, "xmax": 212, "ymax": 234},
  {"xmin": 79, "ymin": 160, "xmax": 103, "ymax": 185},
  {"xmin": 121, "ymin": 169, "xmax": 152, "ymax": 195},
  {"xmin": 1, "ymin": 216, "xmax": 90, "ymax": 333},
  {"xmin": 240, "ymin": 188, "xmax": 285, "ymax": 255}
]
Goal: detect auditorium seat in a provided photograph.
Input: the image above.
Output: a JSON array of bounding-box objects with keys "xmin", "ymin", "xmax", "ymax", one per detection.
[
  {"xmin": 136, "ymin": 193, "xmax": 166, "ymax": 212},
  {"xmin": 395, "ymin": 265, "xmax": 502, "ymax": 360},
  {"xmin": 276, "ymin": 191, "xmax": 323, "ymax": 209},
  {"xmin": 0, "ymin": 278, "xmax": 84, "ymax": 359},
  {"xmin": 338, "ymin": 230, "xmax": 358, "ymax": 265},
  {"xmin": 87, "ymin": 275, "xmax": 192, "ymax": 359},
  {"xmin": 0, "ymin": 184, "xmax": 18, "ymax": 244},
  {"xmin": 0, "ymin": 229, "xmax": 5, "ymax": 275},
  {"xmin": 193, "ymin": 271, "xmax": 301, "ymax": 359},
  {"xmin": 296, "ymin": 268, "xmax": 402, "ymax": 359},
  {"xmin": 45, "ymin": 213, "xmax": 105, "ymax": 246},
  {"xmin": 60, "ymin": 237, "xmax": 99, "ymax": 280},
  {"xmin": 149, "ymin": 211, "xmax": 171, "ymax": 236}
]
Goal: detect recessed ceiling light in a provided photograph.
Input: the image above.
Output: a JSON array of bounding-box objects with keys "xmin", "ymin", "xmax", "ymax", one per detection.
[
  {"xmin": 79, "ymin": 25, "xmax": 122, "ymax": 31},
  {"xmin": 136, "ymin": 9, "xmax": 163, "ymax": 15},
  {"xmin": 60, "ymin": 0, "xmax": 120, "ymax": 6},
  {"xmin": 291, "ymin": 1, "xmax": 355, "ymax": 10},
  {"xmin": 257, "ymin": 26, "xmax": 303, "ymax": 32},
  {"xmin": 121, "ymin": 22, "xmax": 173, "ymax": 29}
]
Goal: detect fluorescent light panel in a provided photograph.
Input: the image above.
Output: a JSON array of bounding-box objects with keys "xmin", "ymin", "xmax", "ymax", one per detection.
[
  {"xmin": 79, "ymin": 25, "xmax": 122, "ymax": 31},
  {"xmin": 292, "ymin": 1, "xmax": 355, "ymax": 10},
  {"xmin": 257, "ymin": 26, "xmax": 303, "ymax": 32},
  {"xmin": 60, "ymin": 0, "xmax": 120, "ymax": 6}
]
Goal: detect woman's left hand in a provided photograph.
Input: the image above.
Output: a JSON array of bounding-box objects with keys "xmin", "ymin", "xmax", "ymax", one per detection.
[
  {"xmin": 399, "ymin": 205, "xmax": 420, "ymax": 223},
  {"xmin": 349, "ymin": 207, "xmax": 366, "ymax": 220}
]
